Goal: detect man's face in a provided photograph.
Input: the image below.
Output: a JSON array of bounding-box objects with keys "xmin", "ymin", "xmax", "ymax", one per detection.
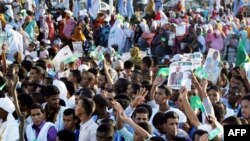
[
  {"xmin": 31, "ymin": 108, "xmax": 44, "ymax": 126},
  {"xmin": 30, "ymin": 69, "xmax": 40, "ymax": 82},
  {"xmin": 134, "ymin": 113, "xmax": 148, "ymax": 123},
  {"xmin": 241, "ymin": 100, "xmax": 250, "ymax": 120},
  {"xmin": 75, "ymin": 100, "xmax": 84, "ymax": 117},
  {"xmin": 164, "ymin": 118, "xmax": 179, "ymax": 138},
  {"xmin": 47, "ymin": 95, "xmax": 60, "ymax": 109},
  {"xmin": 105, "ymin": 92, "xmax": 115, "ymax": 109},
  {"xmin": 155, "ymin": 88, "xmax": 167, "ymax": 104},
  {"xmin": 230, "ymin": 77, "xmax": 243, "ymax": 88},
  {"xmin": 98, "ymin": 75, "xmax": 106, "ymax": 89},
  {"xmin": 63, "ymin": 114, "xmax": 75, "ymax": 130}
]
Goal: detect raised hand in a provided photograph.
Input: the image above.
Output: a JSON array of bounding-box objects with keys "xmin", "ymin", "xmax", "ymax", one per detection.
[
  {"xmin": 200, "ymin": 78, "xmax": 208, "ymax": 90},
  {"xmin": 179, "ymin": 86, "xmax": 188, "ymax": 100},
  {"xmin": 131, "ymin": 88, "xmax": 148, "ymax": 108},
  {"xmin": 153, "ymin": 76, "xmax": 165, "ymax": 86}
]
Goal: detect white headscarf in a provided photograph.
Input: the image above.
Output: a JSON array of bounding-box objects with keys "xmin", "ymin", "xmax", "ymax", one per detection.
[
  {"xmin": 53, "ymin": 80, "xmax": 67, "ymax": 104},
  {"xmin": 0, "ymin": 96, "xmax": 15, "ymax": 113}
]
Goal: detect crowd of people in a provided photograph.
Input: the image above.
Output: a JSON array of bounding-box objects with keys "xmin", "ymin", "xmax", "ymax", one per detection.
[{"xmin": 0, "ymin": 0, "xmax": 250, "ymax": 141}]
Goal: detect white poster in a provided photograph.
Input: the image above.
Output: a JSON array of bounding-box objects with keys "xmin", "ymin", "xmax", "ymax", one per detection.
[
  {"xmin": 52, "ymin": 46, "xmax": 73, "ymax": 71},
  {"xmin": 58, "ymin": 69, "xmax": 70, "ymax": 79},
  {"xmin": 168, "ymin": 61, "xmax": 193, "ymax": 91},
  {"xmin": 73, "ymin": 41, "xmax": 83, "ymax": 53},
  {"xmin": 184, "ymin": 52, "xmax": 203, "ymax": 69},
  {"xmin": 203, "ymin": 48, "xmax": 221, "ymax": 84},
  {"xmin": 176, "ymin": 24, "xmax": 186, "ymax": 36}
]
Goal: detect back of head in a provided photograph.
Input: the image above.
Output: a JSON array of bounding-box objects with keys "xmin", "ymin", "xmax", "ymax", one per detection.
[
  {"xmin": 142, "ymin": 56, "xmax": 153, "ymax": 68},
  {"xmin": 222, "ymin": 116, "xmax": 242, "ymax": 125},
  {"xmin": 45, "ymin": 85, "xmax": 60, "ymax": 97},
  {"xmin": 97, "ymin": 123, "xmax": 114, "ymax": 141},
  {"xmin": 138, "ymin": 122, "xmax": 152, "ymax": 134},
  {"xmin": 79, "ymin": 97, "xmax": 96, "ymax": 116},
  {"xmin": 64, "ymin": 81, "xmax": 75, "ymax": 97},
  {"xmin": 93, "ymin": 94, "xmax": 108, "ymax": 107},
  {"xmin": 57, "ymin": 129, "xmax": 76, "ymax": 141},
  {"xmin": 79, "ymin": 88, "xmax": 95, "ymax": 98}
]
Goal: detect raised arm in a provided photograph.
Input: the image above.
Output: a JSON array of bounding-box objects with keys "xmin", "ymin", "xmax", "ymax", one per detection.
[
  {"xmin": 103, "ymin": 59, "xmax": 114, "ymax": 85},
  {"xmin": 149, "ymin": 76, "xmax": 164, "ymax": 101},
  {"xmin": 179, "ymin": 87, "xmax": 201, "ymax": 128}
]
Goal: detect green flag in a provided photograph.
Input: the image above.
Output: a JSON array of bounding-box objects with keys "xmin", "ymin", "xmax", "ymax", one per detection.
[
  {"xmin": 236, "ymin": 40, "xmax": 250, "ymax": 67},
  {"xmin": 194, "ymin": 67, "xmax": 208, "ymax": 79},
  {"xmin": 157, "ymin": 68, "xmax": 169, "ymax": 77},
  {"xmin": 0, "ymin": 83, "xmax": 6, "ymax": 91},
  {"xmin": 190, "ymin": 96, "xmax": 205, "ymax": 112},
  {"xmin": 208, "ymin": 127, "xmax": 221, "ymax": 140}
]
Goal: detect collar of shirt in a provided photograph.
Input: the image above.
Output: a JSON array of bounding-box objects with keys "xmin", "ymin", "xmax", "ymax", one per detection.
[
  {"xmin": 80, "ymin": 118, "xmax": 94, "ymax": 131},
  {"xmin": 32, "ymin": 120, "xmax": 45, "ymax": 133}
]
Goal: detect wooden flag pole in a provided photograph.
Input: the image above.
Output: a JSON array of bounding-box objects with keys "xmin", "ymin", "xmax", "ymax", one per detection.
[{"xmin": 10, "ymin": 75, "xmax": 26, "ymax": 141}]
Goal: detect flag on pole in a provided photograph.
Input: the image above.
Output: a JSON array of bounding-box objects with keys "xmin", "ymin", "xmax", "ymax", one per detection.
[{"xmin": 236, "ymin": 39, "xmax": 250, "ymax": 67}]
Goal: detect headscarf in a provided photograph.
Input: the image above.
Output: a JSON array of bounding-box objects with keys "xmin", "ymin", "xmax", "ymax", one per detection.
[
  {"xmin": 210, "ymin": 30, "xmax": 224, "ymax": 51},
  {"xmin": 145, "ymin": 0, "xmax": 155, "ymax": 15},
  {"xmin": 46, "ymin": 15, "xmax": 55, "ymax": 41},
  {"xmin": 130, "ymin": 47, "xmax": 142, "ymax": 66},
  {"xmin": 71, "ymin": 25, "xmax": 86, "ymax": 41}
]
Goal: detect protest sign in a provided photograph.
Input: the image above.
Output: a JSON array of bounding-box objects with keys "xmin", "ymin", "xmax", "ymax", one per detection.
[
  {"xmin": 176, "ymin": 24, "xmax": 186, "ymax": 36},
  {"xmin": 73, "ymin": 41, "xmax": 83, "ymax": 53},
  {"xmin": 58, "ymin": 69, "xmax": 70, "ymax": 79},
  {"xmin": 184, "ymin": 52, "xmax": 202, "ymax": 69},
  {"xmin": 203, "ymin": 48, "xmax": 221, "ymax": 84},
  {"xmin": 168, "ymin": 61, "xmax": 193, "ymax": 90},
  {"xmin": 52, "ymin": 46, "xmax": 73, "ymax": 71}
]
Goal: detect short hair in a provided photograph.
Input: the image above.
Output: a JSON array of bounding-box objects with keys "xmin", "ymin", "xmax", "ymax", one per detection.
[
  {"xmin": 79, "ymin": 97, "xmax": 95, "ymax": 116},
  {"xmin": 44, "ymin": 77, "xmax": 53, "ymax": 85},
  {"xmin": 193, "ymin": 130, "xmax": 208, "ymax": 140},
  {"xmin": 114, "ymin": 78, "xmax": 130, "ymax": 94},
  {"xmin": 150, "ymin": 136, "xmax": 165, "ymax": 141},
  {"xmin": 213, "ymin": 102, "xmax": 226, "ymax": 122},
  {"xmin": 70, "ymin": 70, "xmax": 82, "ymax": 83},
  {"xmin": 31, "ymin": 66, "xmax": 44, "ymax": 76},
  {"xmin": 158, "ymin": 85, "xmax": 172, "ymax": 96},
  {"xmin": 21, "ymin": 60, "xmax": 33, "ymax": 72},
  {"xmin": 124, "ymin": 60, "xmax": 134, "ymax": 69},
  {"xmin": 93, "ymin": 94, "xmax": 108, "ymax": 107},
  {"xmin": 63, "ymin": 108, "xmax": 77, "ymax": 119},
  {"xmin": 242, "ymin": 95, "xmax": 250, "ymax": 102},
  {"xmin": 222, "ymin": 116, "xmax": 242, "ymax": 125},
  {"xmin": 207, "ymin": 85, "xmax": 220, "ymax": 93},
  {"xmin": 97, "ymin": 123, "xmax": 114, "ymax": 139},
  {"xmin": 79, "ymin": 88, "xmax": 95, "ymax": 98},
  {"xmin": 100, "ymin": 119, "xmax": 116, "ymax": 130},
  {"xmin": 132, "ymin": 107, "xmax": 149, "ymax": 119},
  {"xmin": 45, "ymin": 85, "xmax": 60, "ymax": 97},
  {"xmin": 18, "ymin": 94, "xmax": 33, "ymax": 109},
  {"xmin": 64, "ymin": 81, "xmax": 75, "ymax": 96},
  {"xmin": 142, "ymin": 56, "xmax": 153, "ymax": 68},
  {"xmin": 18, "ymin": 67, "xmax": 27, "ymax": 80},
  {"xmin": 163, "ymin": 111, "xmax": 179, "ymax": 123},
  {"xmin": 116, "ymin": 99, "xmax": 130, "ymax": 110},
  {"xmin": 88, "ymin": 68, "xmax": 99, "ymax": 77},
  {"xmin": 35, "ymin": 59, "xmax": 47, "ymax": 70},
  {"xmin": 152, "ymin": 112, "xmax": 165, "ymax": 127},
  {"xmin": 138, "ymin": 122, "xmax": 152, "ymax": 134},
  {"xmin": 82, "ymin": 71, "xmax": 95, "ymax": 82},
  {"xmin": 30, "ymin": 103, "xmax": 44, "ymax": 113},
  {"xmin": 57, "ymin": 130, "xmax": 76, "ymax": 141},
  {"xmin": 136, "ymin": 104, "xmax": 152, "ymax": 119}
]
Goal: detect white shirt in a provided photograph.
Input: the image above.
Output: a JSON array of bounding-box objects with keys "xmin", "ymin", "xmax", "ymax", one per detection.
[{"xmin": 79, "ymin": 118, "xmax": 98, "ymax": 141}]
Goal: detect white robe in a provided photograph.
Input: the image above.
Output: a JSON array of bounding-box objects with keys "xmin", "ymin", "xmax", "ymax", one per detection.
[
  {"xmin": 108, "ymin": 20, "xmax": 126, "ymax": 52},
  {"xmin": 26, "ymin": 122, "xmax": 56, "ymax": 141},
  {"xmin": 0, "ymin": 114, "xmax": 19, "ymax": 141}
]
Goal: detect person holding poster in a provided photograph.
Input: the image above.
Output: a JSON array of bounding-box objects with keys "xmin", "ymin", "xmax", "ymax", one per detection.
[
  {"xmin": 169, "ymin": 65, "xmax": 183, "ymax": 86},
  {"xmin": 203, "ymin": 49, "xmax": 221, "ymax": 83}
]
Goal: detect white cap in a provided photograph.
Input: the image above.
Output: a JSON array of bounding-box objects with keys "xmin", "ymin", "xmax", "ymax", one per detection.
[
  {"xmin": 64, "ymin": 10, "xmax": 73, "ymax": 17},
  {"xmin": 170, "ymin": 54, "xmax": 184, "ymax": 62}
]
